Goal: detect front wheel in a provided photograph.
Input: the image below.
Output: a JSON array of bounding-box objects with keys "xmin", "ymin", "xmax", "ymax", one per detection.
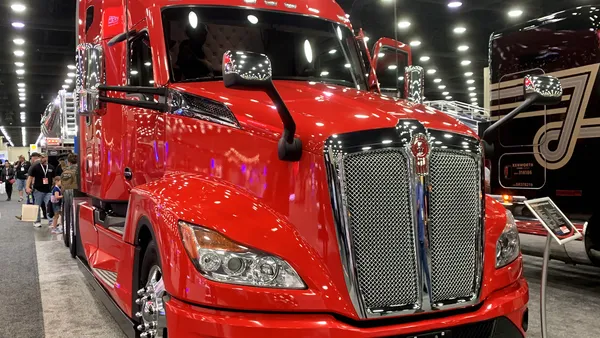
[
  {"xmin": 136, "ymin": 240, "xmax": 167, "ymax": 338},
  {"xmin": 62, "ymin": 191, "xmax": 71, "ymax": 248}
]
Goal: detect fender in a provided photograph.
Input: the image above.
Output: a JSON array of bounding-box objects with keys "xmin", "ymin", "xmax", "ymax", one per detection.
[{"xmin": 122, "ymin": 172, "xmax": 359, "ymax": 317}]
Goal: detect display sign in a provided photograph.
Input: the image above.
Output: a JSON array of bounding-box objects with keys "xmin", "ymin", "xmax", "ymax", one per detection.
[
  {"xmin": 46, "ymin": 138, "xmax": 61, "ymax": 146},
  {"xmin": 29, "ymin": 144, "xmax": 37, "ymax": 152},
  {"xmin": 524, "ymin": 197, "xmax": 582, "ymax": 245}
]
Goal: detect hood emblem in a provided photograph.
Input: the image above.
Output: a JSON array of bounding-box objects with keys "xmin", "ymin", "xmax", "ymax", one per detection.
[{"xmin": 410, "ymin": 133, "xmax": 430, "ymax": 175}]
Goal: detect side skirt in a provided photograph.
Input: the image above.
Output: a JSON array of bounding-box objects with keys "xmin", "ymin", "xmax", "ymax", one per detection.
[{"xmin": 76, "ymin": 257, "xmax": 137, "ymax": 338}]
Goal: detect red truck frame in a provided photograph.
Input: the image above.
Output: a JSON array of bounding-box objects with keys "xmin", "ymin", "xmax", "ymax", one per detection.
[{"xmin": 62, "ymin": 0, "xmax": 529, "ymax": 337}]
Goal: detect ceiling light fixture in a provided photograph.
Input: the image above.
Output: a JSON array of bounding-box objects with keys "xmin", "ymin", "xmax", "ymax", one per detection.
[
  {"xmin": 15, "ymin": 62, "xmax": 24, "ymax": 67},
  {"xmin": 420, "ymin": 56, "xmax": 430, "ymax": 62},
  {"xmin": 427, "ymin": 69, "xmax": 437, "ymax": 74},
  {"xmin": 19, "ymin": 97, "xmax": 25, "ymax": 101},
  {"xmin": 11, "ymin": 22, "xmax": 25, "ymax": 28},
  {"xmin": 65, "ymin": 79, "xmax": 73, "ymax": 84},
  {"xmin": 410, "ymin": 40, "xmax": 422, "ymax": 47},
  {"xmin": 445, "ymin": 96, "xmax": 453, "ymax": 100},
  {"xmin": 438, "ymin": 85, "xmax": 446, "ymax": 89},
  {"xmin": 62, "ymin": 85, "xmax": 69, "ymax": 89},
  {"xmin": 14, "ymin": 50, "xmax": 24, "ymax": 57},
  {"xmin": 16, "ymin": 69, "xmax": 25, "ymax": 75},
  {"xmin": 468, "ymin": 87, "xmax": 476, "ymax": 91},
  {"xmin": 442, "ymin": 91, "xmax": 450, "ymax": 95},
  {"xmin": 398, "ymin": 20, "xmax": 411, "ymax": 29},
  {"xmin": 11, "ymin": 3, "xmax": 26, "ymax": 12},
  {"xmin": 19, "ymin": 103, "xmax": 25, "ymax": 108},
  {"xmin": 247, "ymin": 15, "xmax": 259, "ymax": 24},
  {"xmin": 466, "ymin": 79, "xmax": 475, "ymax": 84},
  {"xmin": 453, "ymin": 26, "xmax": 467, "ymax": 34},
  {"xmin": 465, "ymin": 72, "xmax": 474, "ymax": 76},
  {"xmin": 457, "ymin": 45, "xmax": 469, "ymax": 52},
  {"xmin": 329, "ymin": 49, "xmax": 337, "ymax": 54},
  {"xmin": 470, "ymin": 93, "xmax": 477, "ymax": 97},
  {"xmin": 18, "ymin": 88, "xmax": 25, "ymax": 92},
  {"xmin": 448, "ymin": 1, "xmax": 462, "ymax": 8},
  {"xmin": 17, "ymin": 83, "xmax": 25, "ymax": 87},
  {"xmin": 67, "ymin": 72, "xmax": 76, "ymax": 77},
  {"xmin": 378, "ymin": 53, "xmax": 385, "ymax": 58},
  {"xmin": 67, "ymin": 64, "xmax": 76, "ymax": 70},
  {"xmin": 471, "ymin": 97, "xmax": 478, "ymax": 102},
  {"xmin": 13, "ymin": 38, "xmax": 25, "ymax": 45},
  {"xmin": 461, "ymin": 60, "xmax": 472, "ymax": 66},
  {"xmin": 434, "ymin": 78, "xmax": 442, "ymax": 83},
  {"xmin": 508, "ymin": 9, "xmax": 523, "ymax": 18}
]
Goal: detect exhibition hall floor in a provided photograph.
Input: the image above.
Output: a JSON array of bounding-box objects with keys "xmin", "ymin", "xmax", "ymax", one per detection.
[{"xmin": 0, "ymin": 199, "xmax": 598, "ymax": 338}]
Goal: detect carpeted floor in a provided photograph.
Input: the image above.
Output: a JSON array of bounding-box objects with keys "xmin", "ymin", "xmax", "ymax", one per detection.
[
  {"xmin": 0, "ymin": 195, "xmax": 599, "ymax": 337},
  {"xmin": 0, "ymin": 198, "xmax": 45, "ymax": 338}
]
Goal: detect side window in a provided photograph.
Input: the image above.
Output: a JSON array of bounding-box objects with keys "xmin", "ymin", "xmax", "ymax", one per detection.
[
  {"xmin": 85, "ymin": 6, "xmax": 94, "ymax": 33},
  {"xmin": 129, "ymin": 32, "xmax": 154, "ymax": 86}
]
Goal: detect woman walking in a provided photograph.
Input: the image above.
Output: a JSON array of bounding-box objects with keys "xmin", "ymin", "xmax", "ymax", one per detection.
[{"xmin": 1, "ymin": 161, "xmax": 15, "ymax": 201}]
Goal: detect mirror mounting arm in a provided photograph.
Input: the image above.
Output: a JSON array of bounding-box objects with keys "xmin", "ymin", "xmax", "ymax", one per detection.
[
  {"xmin": 482, "ymin": 94, "xmax": 538, "ymax": 143},
  {"xmin": 265, "ymin": 86, "xmax": 302, "ymax": 162}
]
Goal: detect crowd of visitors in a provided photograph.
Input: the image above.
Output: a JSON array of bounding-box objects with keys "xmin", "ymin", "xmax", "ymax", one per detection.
[{"xmin": 1, "ymin": 152, "xmax": 77, "ymax": 234}]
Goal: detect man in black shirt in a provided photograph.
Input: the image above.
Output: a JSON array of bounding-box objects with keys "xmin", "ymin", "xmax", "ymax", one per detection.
[
  {"xmin": 26, "ymin": 153, "xmax": 56, "ymax": 227},
  {"xmin": 14, "ymin": 155, "xmax": 30, "ymax": 202}
]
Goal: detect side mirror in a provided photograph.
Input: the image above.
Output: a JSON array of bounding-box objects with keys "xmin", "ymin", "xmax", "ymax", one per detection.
[
  {"xmin": 77, "ymin": 43, "xmax": 105, "ymax": 116},
  {"xmin": 222, "ymin": 51, "xmax": 302, "ymax": 162},
  {"xmin": 404, "ymin": 65, "xmax": 424, "ymax": 104},
  {"xmin": 371, "ymin": 38, "xmax": 412, "ymax": 98},
  {"xmin": 223, "ymin": 50, "xmax": 273, "ymax": 89},
  {"xmin": 482, "ymin": 75, "xmax": 562, "ymax": 148},
  {"xmin": 524, "ymin": 75, "xmax": 563, "ymax": 105}
]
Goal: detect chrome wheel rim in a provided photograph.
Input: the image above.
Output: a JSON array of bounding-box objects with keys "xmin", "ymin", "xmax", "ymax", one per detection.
[{"xmin": 136, "ymin": 265, "xmax": 167, "ymax": 338}]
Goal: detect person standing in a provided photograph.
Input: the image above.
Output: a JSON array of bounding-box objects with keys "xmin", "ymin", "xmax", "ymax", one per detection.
[
  {"xmin": 26, "ymin": 153, "xmax": 56, "ymax": 228},
  {"xmin": 14, "ymin": 155, "xmax": 30, "ymax": 202},
  {"xmin": 1, "ymin": 162, "xmax": 15, "ymax": 201}
]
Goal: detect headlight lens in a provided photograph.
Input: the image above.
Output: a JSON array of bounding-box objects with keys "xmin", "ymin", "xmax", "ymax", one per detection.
[
  {"xmin": 179, "ymin": 221, "xmax": 305, "ymax": 289},
  {"xmin": 496, "ymin": 210, "xmax": 521, "ymax": 268}
]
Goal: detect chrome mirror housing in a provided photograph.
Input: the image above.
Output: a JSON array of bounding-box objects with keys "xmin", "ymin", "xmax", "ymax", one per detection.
[
  {"xmin": 404, "ymin": 65, "xmax": 425, "ymax": 104},
  {"xmin": 524, "ymin": 75, "xmax": 563, "ymax": 106},
  {"xmin": 222, "ymin": 51, "xmax": 273, "ymax": 89},
  {"xmin": 77, "ymin": 43, "xmax": 104, "ymax": 115}
]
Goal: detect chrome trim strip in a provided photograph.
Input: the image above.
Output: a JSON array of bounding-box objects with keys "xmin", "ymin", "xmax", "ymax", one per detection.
[{"xmin": 324, "ymin": 119, "xmax": 484, "ymax": 319}]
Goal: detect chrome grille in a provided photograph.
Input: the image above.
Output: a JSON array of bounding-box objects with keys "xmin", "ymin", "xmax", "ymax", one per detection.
[
  {"xmin": 428, "ymin": 149, "xmax": 481, "ymax": 303},
  {"xmin": 341, "ymin": 149, "xmax": 419, "ymax": 311}
]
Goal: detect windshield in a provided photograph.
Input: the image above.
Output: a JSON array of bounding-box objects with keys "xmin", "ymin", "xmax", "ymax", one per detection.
[{"xmin": 161, "ymin": 7, "xmax": 367, "ymax": 89}]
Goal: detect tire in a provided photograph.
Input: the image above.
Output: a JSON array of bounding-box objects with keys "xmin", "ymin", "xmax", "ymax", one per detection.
[
  {"xmin": 69, "ymin": 198, "xmax": 77, "ymax": 259},
  {"xmin": 584, "ymin": 215, "xmax": 600, "ymax": 266},
  {"xmin": 62, "ymin": 191, "xmax": 71, "ymax": 248},
  {"xmin": 138, "ymin": 240, "xmax": 167, "ymax": 338}
]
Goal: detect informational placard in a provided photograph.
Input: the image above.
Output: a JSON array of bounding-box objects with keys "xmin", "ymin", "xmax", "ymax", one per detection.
[{"xmin": 524, "ymin": 197, "xmax": 582, "ymax": 245}]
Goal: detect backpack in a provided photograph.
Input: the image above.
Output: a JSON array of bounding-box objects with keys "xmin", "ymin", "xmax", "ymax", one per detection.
[{"xmin": 61, "ymin": 163, "xmax": 79, "ymax": 190}]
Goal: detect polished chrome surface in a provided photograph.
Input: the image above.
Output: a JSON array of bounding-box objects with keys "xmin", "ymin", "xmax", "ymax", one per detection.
[
  {"xmin": 136, "ymin": 265, "xmax": 166, "ymax": 338},
  {"xmin": 324, "ymin": 119, "xmax": 484, "ymax": 318},
  {"xmin": 92, "ymin": 268, "xmax": 117, "ymax": 288},
  {"xmin": 404, "ymin": 65, "xmax": 425, "ymax": 104},
  {"xmin": 223, "ymin": 50, "xmax": 272, "ymax": 82},
  {"xmin": 77, "ymin": 43, "xmax": 104, "ymax": 115},
  {"xmin": 524, "ymin": 74, "xmax": 563, "ymax": 105}
]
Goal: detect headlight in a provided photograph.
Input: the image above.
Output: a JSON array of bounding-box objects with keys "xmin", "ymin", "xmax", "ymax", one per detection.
[
  {"xmin": 496, "ymin": 210, "xmax": 521, "ymax": 268},
  {"xmin": 178, "ymin": 221, "xmax": 305, "ymax": 289}
]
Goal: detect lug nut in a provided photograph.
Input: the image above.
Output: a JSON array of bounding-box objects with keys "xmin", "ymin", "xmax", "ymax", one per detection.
[
  {"xmin": 137, "ymin": 288, "xmax": 146, "ymax": 296},
  {"xmin": 146, "ymin": 286, "xmax": 154, "ymax": 293},
  {"xmin": 140, "ymin": 333, "xmax": 149, "ymax": 338},
  {"xmin": 135, "ymin": 297, "xmax": 147, "ymax": 305},
  {"xmin": 135, "ymin": 311, "xmax": 143, "ymax": 318},
  {"xmin": 137, "ymin": 324, "xmax": 147, "ymax": 331}
]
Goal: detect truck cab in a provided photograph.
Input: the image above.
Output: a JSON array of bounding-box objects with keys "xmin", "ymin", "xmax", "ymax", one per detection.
[{"xmin": 66, "ymin": 1, "xmax": 530, "ymax": 337}]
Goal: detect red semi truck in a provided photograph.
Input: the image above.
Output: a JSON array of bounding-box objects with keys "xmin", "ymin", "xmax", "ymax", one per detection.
[{"xmin": 63, "ymin": 0, "xmax": 540, "ymax": 337}]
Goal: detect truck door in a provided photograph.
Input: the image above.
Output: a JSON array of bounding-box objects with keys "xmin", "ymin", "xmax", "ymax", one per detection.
[{"xmin": 125, "ymin": 30, "xmax": 166, "ymax": 186}]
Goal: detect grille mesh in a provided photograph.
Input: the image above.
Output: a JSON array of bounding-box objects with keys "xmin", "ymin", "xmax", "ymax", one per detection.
[
  {"xmin": 428, "ymin": 149, "xmax": 481, "ymax": 303},
  {"xmin": 182, "ymin": 93, "xmax": 239, "ymax": 126},
  {"xmin": 342, "ymin": 149, "xmax": 419, "ymax": 310}
]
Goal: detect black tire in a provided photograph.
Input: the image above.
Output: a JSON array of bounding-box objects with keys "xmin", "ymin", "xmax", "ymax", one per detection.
[
  {"xmin": 62, "ymin": 191, "xmax": 71, "ymax": 248},
  {"xmin": 139, "ymin": 240, "xmax": 167, "ymax": 338},
  {"xmin": 69, "ymin": 199, "xmax": 78, "ymax": 259},
  {"xmin": 585, "ymin": 215, "xmax": 600, "ymax": 266}
]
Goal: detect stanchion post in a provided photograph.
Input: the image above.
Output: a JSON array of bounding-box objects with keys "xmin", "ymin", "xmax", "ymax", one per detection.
[{"xmin": 540, "ymin": 235, "xmax": 552, "ymax": 338}]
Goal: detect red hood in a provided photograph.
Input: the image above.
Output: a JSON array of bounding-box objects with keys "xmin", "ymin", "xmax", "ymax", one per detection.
[{"xmin": 171, "ymin": 81, "xmax": 478, "ymax": 152}]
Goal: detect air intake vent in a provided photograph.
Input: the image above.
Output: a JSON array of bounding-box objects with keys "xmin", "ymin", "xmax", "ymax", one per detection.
[{"xmin": 172, "ymin": 91, "xmax": 239, "ymax": 128}]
